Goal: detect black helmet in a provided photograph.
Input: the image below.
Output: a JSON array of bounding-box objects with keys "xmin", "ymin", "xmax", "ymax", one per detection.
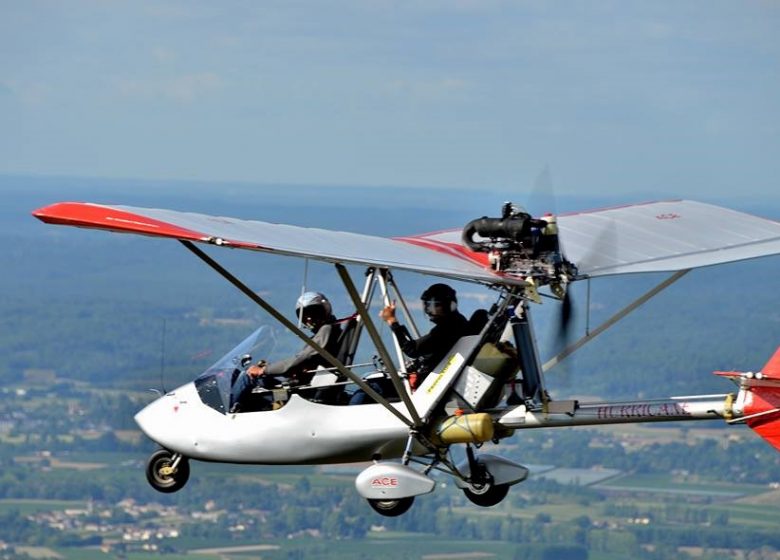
[
  {"xmin": 420, "ymin": 283, "xmax": 457, "ymax": 320},
  {"xmin": 295, "ymin": 291, "xmax": 332, "ymax": 328}
]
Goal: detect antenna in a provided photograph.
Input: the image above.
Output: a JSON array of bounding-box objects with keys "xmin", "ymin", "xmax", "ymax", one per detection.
[
  {"xmin": 159, "ymin": 318, "xmax": 167, "ymax": 394},
  {"xmin": 298, "ymin": 258, "xmax": 309, "ymax": 329}
]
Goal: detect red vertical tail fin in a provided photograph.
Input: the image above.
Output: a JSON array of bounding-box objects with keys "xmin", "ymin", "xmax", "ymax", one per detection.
[
  {"xmin": 762, "ymin": 347, "xmax": 780, "ymax": 379},
  {"xmin": 745, "ymin": 387, "xmax": 780, "ymax": 452},
  {"xmin": 740, "ymin": 346, "xmax": 780, "ymax": 452}
]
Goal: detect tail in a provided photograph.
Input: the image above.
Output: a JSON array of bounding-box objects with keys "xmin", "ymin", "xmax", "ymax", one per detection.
[{"xmin": 716, "ymin": 346, "xmax": 780, "ymax": 452}]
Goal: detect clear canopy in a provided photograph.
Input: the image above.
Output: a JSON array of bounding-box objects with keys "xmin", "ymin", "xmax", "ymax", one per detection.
[{"xmin": 194, "ymin": 325, "xmax": 276, "ymax": 414}]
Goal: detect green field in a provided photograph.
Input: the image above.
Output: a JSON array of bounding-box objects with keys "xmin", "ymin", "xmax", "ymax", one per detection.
[
  {"xmin": 0, "ymin": 499, "xmax": 88, "ymax": 515},
  {"xmin": 597, "ymin": 473, "xmax": 767, "ymax": 497}
]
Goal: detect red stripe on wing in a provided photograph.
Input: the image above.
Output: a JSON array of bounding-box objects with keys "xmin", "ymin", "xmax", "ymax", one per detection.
[
  {"xmin": 32, "ymin": 202, "xmax": 209, "ymax": 241},
  {"xmin": 394, "ymin": 236, "xmax": 491, "ymax": 268}
]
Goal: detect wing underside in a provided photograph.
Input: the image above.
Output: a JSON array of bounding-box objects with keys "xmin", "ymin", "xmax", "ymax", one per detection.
[
  {"xmin": 33, "ymin": 199, "xmax": 780, "ymax": 285},
  {"xmin": 32, "ymin": 202, "xmax": 507, "ymax": 285}
]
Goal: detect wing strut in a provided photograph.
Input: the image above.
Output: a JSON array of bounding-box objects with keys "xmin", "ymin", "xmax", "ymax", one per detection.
[
  {"xmin": 543, "ymin": 269, "xmax": 691, "ymax": 371},
  {"xmin": 180, "ymin": 241, "xmax": 415, "ymax": 427},
  {"xmin": 380, "ymin": 270, "xmax": 421, "ymax": 338},
  {"xmin": 336, "ymin": 264, "xmax": 423, "ymax": 428},
  {"xmin": 376, "ymin": 271, "xmax": 407, "ymax": 374}
]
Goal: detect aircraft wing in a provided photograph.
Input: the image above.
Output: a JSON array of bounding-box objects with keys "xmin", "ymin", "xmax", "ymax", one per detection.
[
  {"xmin": 558, "ymin": 199, "xmax": 780, "ymax": 277},
  {"xmin": 405, "ymin": 199, "xmax": 780, "ymax": 279},
  {"xmin": 33, "ymin": 199, "xmax": 780, "ymax": 285},
  {"xmin": 32, "ymin": 202, "xmax": 504, "ymax": 285}
]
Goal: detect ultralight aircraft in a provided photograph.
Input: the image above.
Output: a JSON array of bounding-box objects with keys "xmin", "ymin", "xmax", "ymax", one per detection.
[{"xmin": 33, "ymin": 198, "xmax": 780, "ymax": 516}]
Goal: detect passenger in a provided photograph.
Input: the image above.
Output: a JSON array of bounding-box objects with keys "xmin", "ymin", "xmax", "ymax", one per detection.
[
  {"xmin": 230, "ymin": 292, "xmax": 342, "ymax": 412},
  {"xmin": 350, "ymin": 283, "xmax": 469, "ymax": 404}
]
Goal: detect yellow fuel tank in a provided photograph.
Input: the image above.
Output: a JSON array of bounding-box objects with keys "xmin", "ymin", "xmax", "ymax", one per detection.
[{"xmin": 430, "ymin": 413, "xmax": 494, "ymax": 445}]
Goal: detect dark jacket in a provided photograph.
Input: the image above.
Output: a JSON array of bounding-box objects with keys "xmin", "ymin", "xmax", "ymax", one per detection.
[{"xmin": 390, "ymin": 311, "xmax": 469, "ymax": 375}]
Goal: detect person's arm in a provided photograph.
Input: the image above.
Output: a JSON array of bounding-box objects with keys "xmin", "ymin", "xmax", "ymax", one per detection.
[
  {"xmin": 381, "ymin": 302, "xmax": 420, "ymax": 358},
  {"xmin": 389, "ymin": 322, "xmax": 421, "ymax": 357},
  {"xmin": 391, "ymin": 323, "xmax": 453, "ymax": 359},
  {"xmin": 264, "ymin": 324, "xmax": 333, "ymax": 376}
]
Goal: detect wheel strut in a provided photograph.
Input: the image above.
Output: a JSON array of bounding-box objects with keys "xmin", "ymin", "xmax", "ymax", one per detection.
[{"xmin": 159, "ymin": 453, "xmax": 182, "ymax": 477}]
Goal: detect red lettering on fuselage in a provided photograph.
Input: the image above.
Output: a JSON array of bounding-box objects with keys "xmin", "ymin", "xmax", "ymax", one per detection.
[{"xmin": 371, "ymin": 477, "xmax": 399, "ymax": 488}]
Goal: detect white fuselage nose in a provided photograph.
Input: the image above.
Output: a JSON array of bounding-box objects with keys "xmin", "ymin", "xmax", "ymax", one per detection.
[{"xmin": 134, "ymin": 382, "xmax": 413, "ymax": 464}]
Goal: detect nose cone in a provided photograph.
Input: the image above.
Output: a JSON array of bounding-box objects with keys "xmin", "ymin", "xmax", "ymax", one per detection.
[
  {"xmin": 135, "ymin": 393, "xmax": 178, "ymax": 445},
  {"xmin": 135, "ymin": 383, "xmax": 200, "ymax": 453}
]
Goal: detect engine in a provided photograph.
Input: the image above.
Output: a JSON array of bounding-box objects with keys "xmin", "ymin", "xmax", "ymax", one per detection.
[{"xmin": 462, "ymin": 203, "xmax": 577, "ymax": 291}]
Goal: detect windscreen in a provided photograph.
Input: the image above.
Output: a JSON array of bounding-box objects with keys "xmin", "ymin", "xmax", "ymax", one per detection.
[{"xmin": 194, "ymin": 325, "xmax": 277, "ymax": 414}]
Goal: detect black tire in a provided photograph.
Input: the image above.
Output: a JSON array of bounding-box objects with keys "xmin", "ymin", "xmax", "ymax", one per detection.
[
  {"xmin": 367, "ymin": 496, "xmax": 414, "ymax": 517},
  {"xmin": 463, "ymin": 482, "xmax": 510, "ymax": 507},
  {"xmin": 146, "ymin": 449, "xmax": 190, "ymax": 493}
]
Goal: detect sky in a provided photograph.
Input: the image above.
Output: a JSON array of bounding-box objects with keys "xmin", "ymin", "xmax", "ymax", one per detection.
[{"xmin": 1, "ymin": 1, "xmax": 779, "ymax": 199}]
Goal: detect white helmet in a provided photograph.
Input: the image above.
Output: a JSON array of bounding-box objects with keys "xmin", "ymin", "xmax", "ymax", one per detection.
[{"xmin": 295, "ymin": 291, "xmax": 332, "ymax": 324}]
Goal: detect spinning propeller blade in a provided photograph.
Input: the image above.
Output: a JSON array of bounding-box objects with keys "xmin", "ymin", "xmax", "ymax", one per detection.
[{"xmin": 527, "ymin": 166, "xmax": 577, "ymax": 354}]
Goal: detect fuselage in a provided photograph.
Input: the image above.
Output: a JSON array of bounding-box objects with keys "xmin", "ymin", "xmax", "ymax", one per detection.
[{"xmin": 135, "ymin": 382, "xmax": 412, "ymax": 464}]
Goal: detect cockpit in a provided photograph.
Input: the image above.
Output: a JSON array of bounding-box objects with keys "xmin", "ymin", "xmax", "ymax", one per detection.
[
  {"xmin": 194, "ymin": 326, "xmax": 275, "ymax": 414},
  {"xmin": 194, "ymin": 325, "xmax": 399, "ymax": 414}
]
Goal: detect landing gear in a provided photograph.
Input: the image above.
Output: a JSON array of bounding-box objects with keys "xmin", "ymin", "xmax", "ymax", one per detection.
[
  {"xmin": 462, "ymin": 477, "xmax": 510, "ymax": 507},
  {"xmin": 367, "ymin": 497, "xmax": 415, "ymax": 517},
  {"xmin": 146, "ymin": 449, "xmax": 190, "ymax": 493},
  {"xmin": 356, "ymin": 462, "xmax": 436, "ymax": 517},
  {"xmin": 455, "ymin": 448, "xmax": 524, "ymax": 508}
]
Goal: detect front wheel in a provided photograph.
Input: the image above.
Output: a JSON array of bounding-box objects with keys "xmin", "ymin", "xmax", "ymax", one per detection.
[
  {"xmin": 367, "ymin": 497, "xmax": 414, "ymax": 517},
  {"xmin": 146, "ymin": 449, "xmax": 190, "ymax": 493},
  {"xmin": 463, "ymin": 482, "xmax": 509, "ymax": 507}
]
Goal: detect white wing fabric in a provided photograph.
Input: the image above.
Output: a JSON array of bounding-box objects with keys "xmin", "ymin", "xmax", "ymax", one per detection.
[
  {"xmin": 33, "ymin": 202, "xmax": 505, "ymax": 285},
  {"xmin": 33, "ymin": 199, "xmax": 780, "ymax": 284},
  {"xmin": 397, "ymin": 200, "xmax": 780, "ymax": 278},
  {"xmin": 558, "ymin": 200, "xmax": 780, "ymax": 277}
]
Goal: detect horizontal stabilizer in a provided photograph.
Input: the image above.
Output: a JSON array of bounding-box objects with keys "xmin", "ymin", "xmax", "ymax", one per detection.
[{"xmin": 714, "ymin": 346, "xmax": 780, "ymax": 386}]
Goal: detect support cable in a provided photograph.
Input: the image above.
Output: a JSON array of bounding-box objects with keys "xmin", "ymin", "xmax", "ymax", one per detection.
[{"xmin": 543, "ymin": 269, "xmax": 690, "ymax": 371}]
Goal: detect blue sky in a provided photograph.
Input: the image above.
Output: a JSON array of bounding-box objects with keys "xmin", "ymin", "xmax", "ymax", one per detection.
[{"xmin": 1, "ymin": 1, "xmax": 778, "ymax": 199}]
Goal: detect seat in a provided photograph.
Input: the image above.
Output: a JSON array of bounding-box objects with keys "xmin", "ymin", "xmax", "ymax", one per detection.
[
  {"xmin": 467, "ymin": 309, "xmax": 489, "ymax": 335},
  {"xmin": 335, "ymin": 316, "xmax": 359, "ymax": 366}
]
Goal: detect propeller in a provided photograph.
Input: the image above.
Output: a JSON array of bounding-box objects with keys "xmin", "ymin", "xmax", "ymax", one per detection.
[
  {"xmin": 545, "ymin": 216, "xmax": 619, "ymax": 373},
  {"xmin": 558, "ymin": 288, "xmax": 574, "ymax": 340},
  {"xmin": 527, "ymin": 166, "xmax": 577, "ymax": 353},
  {"xmin": 546, "ymin": 279, "xmax": 575, "ymax": 369},
  {"xmin": 526, "ymin": 166, "xmax": 620, "ymax": 372}
]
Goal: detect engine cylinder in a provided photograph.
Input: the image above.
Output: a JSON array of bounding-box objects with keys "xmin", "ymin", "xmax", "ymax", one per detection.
[{"xmin": 461, "ymin": 216, "xmax": 529, "ymax": 252}]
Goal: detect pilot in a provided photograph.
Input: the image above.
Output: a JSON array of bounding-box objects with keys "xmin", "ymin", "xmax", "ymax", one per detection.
[
  {"xmin": 230, "ymin": 291, "xmax": 342, "ymax": 412},
  {"xmin": 381, "ymin": 283, "xmax": 469, "ymax": 389},
  {"xmin": 349, "ymin": 283, "xmax": 468, "ymax": 404}
]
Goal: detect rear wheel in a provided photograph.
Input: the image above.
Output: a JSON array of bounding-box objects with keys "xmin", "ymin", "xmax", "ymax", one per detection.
[
  {"xmin": 146, "ymin": 449, "xmax": 190, "ymax": 493},
  {"xmin": 463, "ymin": 482, "xmax": 510, "ymax": 507},
  {"xmin": 367, "ymin": 496, "xmax": 414, "ymax": 517}
]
